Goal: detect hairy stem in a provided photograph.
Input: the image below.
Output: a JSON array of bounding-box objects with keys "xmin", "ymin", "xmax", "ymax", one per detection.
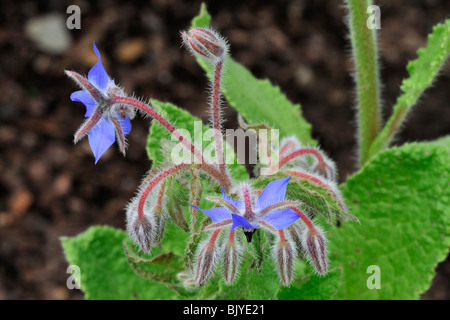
[
  {"xmin": 279, "ymin": 148, "xmax": 326, "ymax": 169},
  {"xmin": 138, "ymin": 164, "xmax": 189, "ymax": 219},
  {"xmin": 290, "ymin": 207, "xmax": 316, "ymax": 233},
  {"xmin": 113, "ymin": 95, "xmax": 233, "ymax": 189},
  {"xmin": 346, "ymin": 0, "xmax": 382, "ymax": 167},
  {"xmin": 112, "ymin": 96, "xmax": 205, "ymax": 163},
  {"xmin": 210, "ymin": 61, "xmax": 231, "ymax": 182}
]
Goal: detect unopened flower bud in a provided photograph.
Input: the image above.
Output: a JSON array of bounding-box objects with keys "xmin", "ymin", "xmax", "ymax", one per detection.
[
  {"xmin": 287, "ymin": 223, "xmax": 305, "ymax": 259},
  {"xmin": 151, "ymin": 184, "xmax": 167, "ymax": 246},
  {"xmin": 223, "ymin": 230, "xmax": 241, "ymax": 284},
  {"xmin": 182, "ymin": 27, "xmax": 228, "ymax": 63},
  {"xmin": 273, "ymin": 232, "xmax": 295, "ymax": 286},
  {"xmin": 302, "ymin": 225, "xmax": 328, "ymax": 275},
  {"xmin": 151, "ymin": 206, "xmax": 166, "ymax": 246},
  {"xmin": 195, "ymin": 229, "xmax": 221, "ymax": 286},
  {"xmin": 126, "ymin": 199, "xmax": 154, "ymax": 253}
]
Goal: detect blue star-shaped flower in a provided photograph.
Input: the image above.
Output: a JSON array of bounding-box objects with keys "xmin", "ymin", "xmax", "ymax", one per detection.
[
  {"xmin": 191, "ymin": 176, "xmax": 301, "ymax": 242},
  {"xmin": 67, "ymin": 42, "xmax": 133, "ymax": 163}
]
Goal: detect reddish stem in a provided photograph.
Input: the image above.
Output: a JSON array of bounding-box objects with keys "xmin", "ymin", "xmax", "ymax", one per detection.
[
  {"xmin": 138, "ymin": 164, "xmax": 189, "ymax": 219},
  {"xmin": 279, "ymin": 140, "xmax": 295, "ymax": 158},
  {"xmin": 284, "ymin": 170, "xmax": 326, "ymax": 188},
  {"xmin": 113, "ymin": 96, "xmax": 233, "ymax": 189},
  {"xmin": 279, "ymin": 148, "xmax": 326, "ymax": 169},
  {"xmin": 228, "ymin": 229, "xmax": 235, "ymax": 243},
  {"xmin": 207, "ymin": 229, "xmax": 221, "ymax": 248},
  {"xmin": 278, "ymin": 229, "xmax": 286, "ymax": 242},
  {"xmin": 211, "ymin": 61, "xmax": 230, "ymax": 180},
  {"xmin": 290, "ymin": 207, "xmax": 316, "ymax": 234},
  {"xmin": 112, "ymin": 96, "xmax": 204, "ymax": 163}
]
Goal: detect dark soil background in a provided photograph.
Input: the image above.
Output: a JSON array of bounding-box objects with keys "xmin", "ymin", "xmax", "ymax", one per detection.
[{"xmin": 0, "ymin": 0, "xmax": 449, "ymax": 299}]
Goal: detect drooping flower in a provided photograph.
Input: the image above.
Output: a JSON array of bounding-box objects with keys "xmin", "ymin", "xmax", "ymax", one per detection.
[
  {"xmin": 191, "ymin": 176, "xmax": 301, "ymax": 242},
  {"xmin": 65, "ymin": 42, "xmax": 135, "ymax": 163}
]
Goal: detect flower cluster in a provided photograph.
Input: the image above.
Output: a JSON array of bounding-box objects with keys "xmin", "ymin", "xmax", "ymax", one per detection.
[{"xmin": 66, "ymin": 27, "xmax": 354, "ymax": 288}]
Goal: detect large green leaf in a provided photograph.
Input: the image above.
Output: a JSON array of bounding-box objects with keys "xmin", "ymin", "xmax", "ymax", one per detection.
[
  {"xmin": 191, "ymin": 5, "xmax": 315, "ymax": 145},
  {"xmin": 369, "ymin": 19, "xmax": 450, "ymax": 159},
  {"xmin": 277, "ymin": 268, "xmax": 343, "ymax": 300},
  {"xmin": 330, "ymin": 143, "xmax": 450, "ymax": 299},
  {"xmin": 428, "ymin": 135, "xmax": 450, "ymax": 154},
  {"xmin": 146, "ymin": 99, "xmax": 248, "ymax": 183},
  {"xmin": 61, "ymin": 226, "xmax": 180, "ymax": 300}
]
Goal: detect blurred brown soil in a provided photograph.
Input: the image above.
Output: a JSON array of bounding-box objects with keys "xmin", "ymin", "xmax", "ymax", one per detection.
[{"xmin": 0, "ymin": 0, "xmax": 449, "ymax": 299}]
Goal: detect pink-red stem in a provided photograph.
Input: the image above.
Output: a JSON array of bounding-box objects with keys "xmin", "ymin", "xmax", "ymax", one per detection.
[
  {"xmin": 138, "ymin": 164, "xmax": 189, "ymax": 219},
  {"xmin": 112, "ymin": 96, "xmax": 204, "ymax": 163},
  {"xmin": 279, "ymin": 148, "xmax": 326, "ymax": 169},
  {"xmin": 211, "ymin": 61, "xmax": 230, "ymax": 180},
  {"xmin": 290, "ymin": 207, "xmax": 316, "ymax": 234}
]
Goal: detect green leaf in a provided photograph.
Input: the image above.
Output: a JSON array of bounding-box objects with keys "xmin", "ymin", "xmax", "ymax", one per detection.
[
  {"xmin": 277, "ymin": 268, "xmax": 343, "ymax": 300},
  {"xmin": 123, "ymin": 244, "xmax": 185, "ymax": 285},
  {"xmin": 146, "ymin": 99, "xmax": 249, "ymax": 183},
  {"xmin": 369, "ymin": 19, "xmax": 450, "ymax": 159},
  {"xmin": 191, "ymin": 5, "xmax": 315, "ymax": 145},
  {"xmin": 61, "ymin": 226, "xmax": 180, "ymax": 300},
  {"xmin": 427, "ymin": 135, "xmax": 450, "ymax": 155},
  {"xmin": 330, "ymin": 143, "xmax": 450, "ymax": 299},
  {"xmin": 191, "ymin": 2, "xmax": 211, "ymax": 28}
]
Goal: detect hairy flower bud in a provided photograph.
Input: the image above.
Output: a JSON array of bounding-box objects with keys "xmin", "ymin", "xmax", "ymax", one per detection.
[
  {"xmin": 302, "ymin": 225, "xmax": 328, "ymax": 275},
  {"xmin": 151, "ymin": 183, "xmax": 168, "ymax": 246},
  {"xmin": 151, "ymin": 206, "xmax": 166, "ymax": 246},
  {"xmin": 194, "ymin": 229, "xmax": 221, "ymax": 286},
  {"xmin": 126, "ymin": 199, "xmax": 154, "ymax": 253},
  {"xmin": 182, "ymin": 27, "xmax": 228, "ymax": 63},
  {"xmin": 273, "ymin": 231, "xmax": 295, "ymax": 286},
  {"xmin": 287, "ymin": 223, "xmax": 306, "ymax": 259},
  {"xmin": 222, "ymin": 230, "xmax": 241, "ymax": 284}
]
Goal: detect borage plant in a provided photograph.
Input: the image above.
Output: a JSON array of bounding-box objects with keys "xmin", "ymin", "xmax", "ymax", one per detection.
[{"xmin": 62, "ymin": 2, "xmax": 450, "ymax": 300}]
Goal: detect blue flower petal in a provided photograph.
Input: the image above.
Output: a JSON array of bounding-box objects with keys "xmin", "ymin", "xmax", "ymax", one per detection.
[
  {"xmin": 116, "ymin": 112, "xmax": 131, "ymax": 135},
  {"xmin": 190, "ymin": 205, "xmax": 232, "ymax": 223},
  {"xmin": 231, "ymin": 214, "xmax": 258, "ymax": 231},
  {"xmin": 88, "ymin": 117, "xmax": 116, "ymax": 164},
  {"xmin": 256, "ymin": 176, "xmax": 291, "ymax": 210},
  {"xmin": 221, "ymin": 187, "xmax": 244, "ymax": 211},
  {"xmin": 262, "ymin": 207, "xmax": 300, "ymax": 230},
  {"xmin": 88, "ymin": 42, "xmax": 109, "ymax": 92},
  {"xmin": 70, "ymin": 90, "xmax": 97, "ymax": 117}
]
